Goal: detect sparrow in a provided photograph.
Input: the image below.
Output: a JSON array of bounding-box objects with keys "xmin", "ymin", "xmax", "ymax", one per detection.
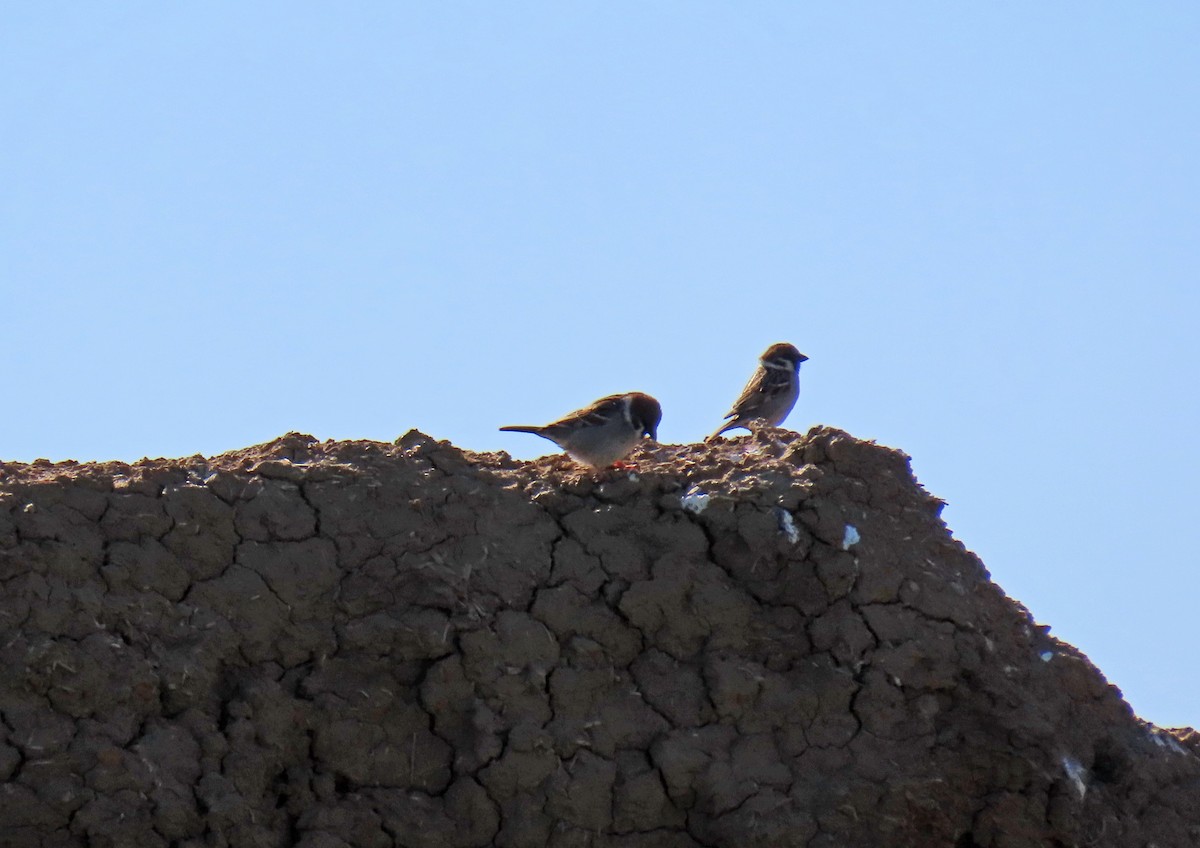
[
  {"xmin": 709, "ymin": 342, "xmax": 808, "ymax": 439},
  {"xmin": 500, "ymin": 392, "xmax": 662, "ymax": 469}
]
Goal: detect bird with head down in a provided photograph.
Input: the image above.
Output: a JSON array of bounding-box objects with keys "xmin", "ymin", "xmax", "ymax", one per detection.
[{"xmin": 500, "ymin": 391, "xmax": 662, "ymax": 469}]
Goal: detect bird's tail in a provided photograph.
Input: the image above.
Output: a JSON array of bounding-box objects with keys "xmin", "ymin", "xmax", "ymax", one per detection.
[
  {"xmin": 706, "ymin": 420, "xmax": 738, "ymax": 440},
  {"xmin": 498, "ymin": 425, "xmax": 544, "ymax": 435}
]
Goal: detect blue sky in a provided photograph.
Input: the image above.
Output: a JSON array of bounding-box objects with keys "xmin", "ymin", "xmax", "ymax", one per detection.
[{"xmin": 3, "ymin": 3, "xmax": 1198, "ymax": 727}]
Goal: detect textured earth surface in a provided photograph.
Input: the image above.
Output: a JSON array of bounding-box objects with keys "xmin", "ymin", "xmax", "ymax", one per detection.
[{"xmin": 1, "ymin": 427, "xmax": 1198, "ymax": 848}]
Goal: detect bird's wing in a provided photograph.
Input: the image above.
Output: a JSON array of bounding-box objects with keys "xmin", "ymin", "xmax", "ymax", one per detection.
[
  {"xmin": 724, "ymin": 369, "xmax": 772, "ymax": 419},
  {"xmin": 543, "ymin": 393, "xmax": 626, "ymax": 435}
]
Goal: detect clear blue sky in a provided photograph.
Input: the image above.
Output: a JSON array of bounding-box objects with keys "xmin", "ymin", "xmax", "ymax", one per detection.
[{"xmin": 3, "ymin": 3, "xmax": 1198, "ymax": 728}]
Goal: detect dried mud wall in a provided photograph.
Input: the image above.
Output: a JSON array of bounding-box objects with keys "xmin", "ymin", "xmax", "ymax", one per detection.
[{"xmin": 1, "ymin": 428, "xmax": 1197, "ymax": 848}]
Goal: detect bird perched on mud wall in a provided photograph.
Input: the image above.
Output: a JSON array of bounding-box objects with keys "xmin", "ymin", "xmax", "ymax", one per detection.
[
  {"xmin": 500, "ymin": 392, "xmax": 662, "ymax": 469},
  {"xmin": 709, "ymin": 342, "xmax": 808, "ymax": 439}
]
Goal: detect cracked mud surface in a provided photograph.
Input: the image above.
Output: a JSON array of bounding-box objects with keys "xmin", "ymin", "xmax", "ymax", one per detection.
[{"xmin": 1, "ymin": 427, "xmax": 1198, "ymax": 847}]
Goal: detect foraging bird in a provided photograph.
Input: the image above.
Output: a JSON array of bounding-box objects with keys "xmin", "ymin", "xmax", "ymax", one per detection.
[
  {"xmin": 709, "ymin": 342, "xmax": 808, "ymax": 439},
  {"xmin": 500, "ymin": 392, "xmax": 662, "ymax": 469}
]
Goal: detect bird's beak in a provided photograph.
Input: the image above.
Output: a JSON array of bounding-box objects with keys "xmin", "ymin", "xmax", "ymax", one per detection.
[
  {"xmin": 798, "ymin": 354, "xmax": 809, "ymax": 363},
  {"xmin": 644, "ymin": 424, "xmax": 658, "ymax": 441}
]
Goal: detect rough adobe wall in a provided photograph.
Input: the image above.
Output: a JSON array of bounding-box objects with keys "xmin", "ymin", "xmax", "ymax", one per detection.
[{"xmin": 0, "ymin": 427, "xmax": 1197, "ymax": 848}]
